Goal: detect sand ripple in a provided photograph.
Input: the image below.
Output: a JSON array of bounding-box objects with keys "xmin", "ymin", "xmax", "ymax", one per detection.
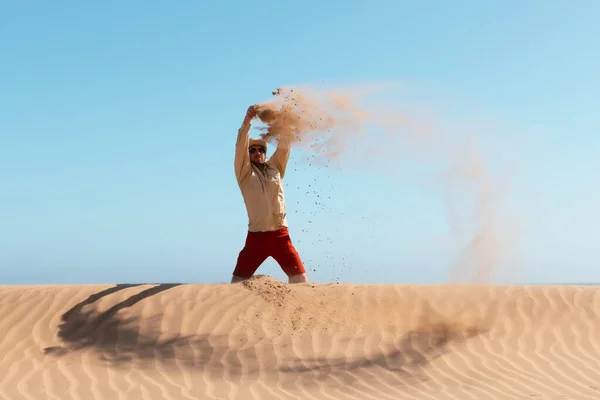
[{"xmin": 0, "ymin": 277, "xmax": 600, "ymax": 399}]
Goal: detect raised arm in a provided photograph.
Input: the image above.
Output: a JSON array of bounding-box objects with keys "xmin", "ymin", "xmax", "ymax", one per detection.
[
  {"xmin": 234, "ymin": 106, "xmax": 256, "ymax": 183},
  {"xmin": 268, "ymin": 136, "xmax": 291, "ymax": 179}
]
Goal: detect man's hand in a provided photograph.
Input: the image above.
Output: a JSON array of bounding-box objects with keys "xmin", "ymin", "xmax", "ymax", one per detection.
[{"xmin": 244, "ymin": 105, "xmax": 257, "ymax": 125}]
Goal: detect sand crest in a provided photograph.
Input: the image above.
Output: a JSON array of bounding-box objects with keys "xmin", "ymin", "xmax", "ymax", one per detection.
[{"xmin": 1, "ymin": 277, "xmax": 600, "ymax": 399}]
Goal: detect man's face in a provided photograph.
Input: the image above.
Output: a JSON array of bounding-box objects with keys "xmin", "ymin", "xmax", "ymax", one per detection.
[{"xmin": 249, "ymin": 145, "xmax": 266, "ymax": 165}]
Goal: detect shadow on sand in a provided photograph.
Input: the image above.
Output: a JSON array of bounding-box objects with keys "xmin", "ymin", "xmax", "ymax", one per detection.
[
  {"xmin": 44, "ymin": 284, "xmax": 188, "ymax": 363},
  {"xmin": 42, "ymin": 283, "xmax": 265, "ymax": 380},
  {"xmin": 278, "ymin": 320, "xmax": 483, "ymax": 385},
  {"xmin": 42, "ymin": 283, "xmax": 485, "ymax": 386}
]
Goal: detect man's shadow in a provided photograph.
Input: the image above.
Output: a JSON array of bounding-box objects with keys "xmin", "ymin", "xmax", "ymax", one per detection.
[
  {"xmin": 42, "ymin": 283, "xmax": 487, "ymax": 386},
  {"xmin": 43, "ymin": 283, "xmax": 226, "ymax": 368}
]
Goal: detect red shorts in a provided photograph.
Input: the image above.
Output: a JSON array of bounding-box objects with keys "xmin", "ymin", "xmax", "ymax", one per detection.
[{"xmin": 233, "ymin": 227, "xmax": 306, "ymax": 279}]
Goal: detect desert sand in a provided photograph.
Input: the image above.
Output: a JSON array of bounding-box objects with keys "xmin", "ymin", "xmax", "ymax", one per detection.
[{"xmin": 1, "ymin": 275, "xmax": 600, "ymax": 399}]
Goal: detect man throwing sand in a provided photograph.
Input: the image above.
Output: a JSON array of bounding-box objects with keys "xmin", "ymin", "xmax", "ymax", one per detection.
[{"xmin": 231, "ymin": 105, "xmax": 309, "ymax": 284}]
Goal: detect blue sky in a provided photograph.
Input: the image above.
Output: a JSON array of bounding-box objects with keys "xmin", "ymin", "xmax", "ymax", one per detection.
[{"xmin": 2, "ymin": 1, "xmax": 599, "ymax": 285}]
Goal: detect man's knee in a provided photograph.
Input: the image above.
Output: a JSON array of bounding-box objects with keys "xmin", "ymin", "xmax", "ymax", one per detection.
[
  {"xmin": 288, "ymin": 272, "xmax": 308, "ymax": 284},
  {"xmin": 231, "ymin": 275, "xmax": 249, "ymax": 284}
]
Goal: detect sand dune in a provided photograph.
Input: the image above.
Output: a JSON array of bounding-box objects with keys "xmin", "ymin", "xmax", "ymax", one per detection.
[{"xmin": 1, "ymin": 275, "xmax": 600, "ymax": 399}]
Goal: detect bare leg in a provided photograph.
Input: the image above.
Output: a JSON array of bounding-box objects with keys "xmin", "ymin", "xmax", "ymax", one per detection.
[
  {"xmin": 288, "ymin": 273, "xmax": 309, "ymax": 284},
  {"xmin": 231, "ymin": 275, "xmax": 248, "ymax": 284}
]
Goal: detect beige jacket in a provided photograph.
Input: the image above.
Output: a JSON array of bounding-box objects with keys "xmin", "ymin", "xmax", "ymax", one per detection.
[{"xmin": 234, "ymin": 121, "xmax": 291, "ymax": 232}]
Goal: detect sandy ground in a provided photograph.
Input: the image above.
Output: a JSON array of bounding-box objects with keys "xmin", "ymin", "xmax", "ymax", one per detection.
[{"xmin": 1, "ymin": 275, "xmax": 600, "ymax": 399}]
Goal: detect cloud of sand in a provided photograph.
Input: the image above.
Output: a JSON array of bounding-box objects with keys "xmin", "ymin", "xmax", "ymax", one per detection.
[
  {"xmin": 251, "ymin": 84, "xmax": 520, "ymax": 284},
  {"xmin": 253, "ymin": 85, "xmax": 439, "ymax": 167}
]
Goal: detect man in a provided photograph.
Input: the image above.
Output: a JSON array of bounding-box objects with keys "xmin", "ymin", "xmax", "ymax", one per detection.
[{"xmin": 231, "ymin": 105, "xmax": 309, "ymax": 284}]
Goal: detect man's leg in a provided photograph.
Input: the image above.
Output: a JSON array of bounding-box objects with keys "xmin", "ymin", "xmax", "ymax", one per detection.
[
  {"xmin": 288, "ymin": 273, "xmax": 309, "ymax": 284},
  {"xmin": 231, "ymin": 275, "xmax": 248, "ymax": 284},
  {"xmin": 270, "ymin": 228, "xmax": 309, "ymax": 284},
  {"xmin": 232, "ymin": 232, "xmax": 269, "ymax": 283}
]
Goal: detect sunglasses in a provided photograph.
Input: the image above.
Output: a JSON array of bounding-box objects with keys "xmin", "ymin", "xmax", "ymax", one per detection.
[{"xmin": 249, "ymin": 147, "xmax": 266, "ymax": 154}]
